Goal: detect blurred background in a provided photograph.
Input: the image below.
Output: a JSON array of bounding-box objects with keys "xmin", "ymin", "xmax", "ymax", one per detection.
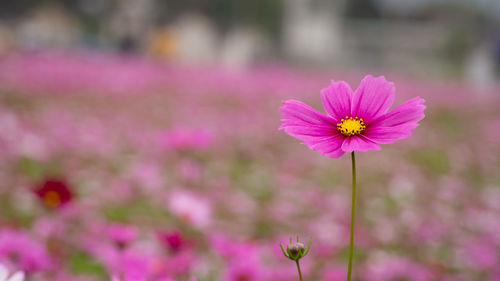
[
  {"xmin": 1, "ymin": 0, "xmax": 500, "ymax": 79},
  {"xmin": 0, "ymin": 0, "xmax": 500, "ymax": 281}
]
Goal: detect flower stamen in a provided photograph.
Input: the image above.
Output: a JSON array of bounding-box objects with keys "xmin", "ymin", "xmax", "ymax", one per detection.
[
  {"xmin": 337, "ymin": 116, "xmax": 366, "ymax": 136},
  {"xmin": 43, "ymin": 191, "xmax": 62, "ymax": 208}
]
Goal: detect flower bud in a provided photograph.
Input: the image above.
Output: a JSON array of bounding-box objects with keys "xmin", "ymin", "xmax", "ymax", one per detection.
[
  {"xmin": 287, "ymin": 242, "xmax": 305, "ymax": 257},
  {"xmin": 280, "ymin": 237, "xmax": 310, "ymax": 261}
]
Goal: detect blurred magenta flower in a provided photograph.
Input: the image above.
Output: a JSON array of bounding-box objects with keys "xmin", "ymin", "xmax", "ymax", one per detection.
[
  {"xmin": 33, "ymin": 178, "xmax": 73, "ymax": 209},
  {"xmin": 280, "ymin": 75, "xmax": 425, "ymax": 158},
  {"xmin": 156, "ymin": 230, "xmax": 189, "ymax": 253},
  {"xmin": 0, "ymin": 229, "xmax": 53, "ymax": 272}
]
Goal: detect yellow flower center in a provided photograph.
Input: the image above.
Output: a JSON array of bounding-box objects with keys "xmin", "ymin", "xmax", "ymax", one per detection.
[
  {"xmin": 43, "ymin": 190, "xmax": 61, "ymax": 208},
  {"xmin": 337, "ymin": 116, "xmax": 366, "ymax": 136}
]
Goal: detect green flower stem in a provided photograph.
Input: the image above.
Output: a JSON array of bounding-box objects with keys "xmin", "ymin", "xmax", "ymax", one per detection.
[
  {"xmin": 295, "ymin": 260, "xmax": 303, "ymax": 281},
  {"xmin": 346, "ymin": 151, "xmax": 356, "ymax": 281}
]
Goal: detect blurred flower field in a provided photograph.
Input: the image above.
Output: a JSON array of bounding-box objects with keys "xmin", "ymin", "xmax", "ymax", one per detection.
[{"xmin": 0, "ymin": 51, "xmax": 500, "ymax": 281}]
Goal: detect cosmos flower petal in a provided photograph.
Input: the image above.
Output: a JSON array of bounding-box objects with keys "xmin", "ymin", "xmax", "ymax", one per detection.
[
  {"xmin": 341, "ymin": 136, "xmax": 381, "ymax": 152},
  {"xmin": 280, "ymin": 100, "xmax": 346, "ymax": 158},
  {"xmin": 280, "ymin": 100, "xmax": 337, "ymax": 128},
  {"xmin": 363, "ymin": 124, "xmax": 418, "ymax": 144},
  {"xmin": 370, "ymin": 96, "xmax": 426, "ymax": 128},
  {"xmin": 351, "ymin": 75, "xmax": 395, "ymax": 123},
  {"xmin": 307, "ymin": 134, "xmax": 346, "ymax": 158},
  {"xmin": 320, "ymin": 80, "xmax": 353, "ymax": 121},
  {"xmin": 283, "ymin": 125, "xmax": 337, "ymax": 137}
]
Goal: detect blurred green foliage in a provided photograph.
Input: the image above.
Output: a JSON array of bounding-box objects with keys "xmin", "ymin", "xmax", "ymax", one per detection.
[
  {"xmin": 70, "ymin": 251, "xmax": 106, "ymax": 276},
  {"xmin": 410, "ymin": 148, "xmax": 450, "ymax": 175}
]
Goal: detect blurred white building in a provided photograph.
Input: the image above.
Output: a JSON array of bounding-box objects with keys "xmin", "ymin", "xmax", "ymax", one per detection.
[
  {"xmin": 16, "ymin": 5, "xmax": 82, "ymax": 49},
  {"xmin": 173, "ymin": 14, "xmax": 219, "ymax": 64},
  {"xmin": 282, "ymin": 0, "xmax": 345, "ymax": 63}
]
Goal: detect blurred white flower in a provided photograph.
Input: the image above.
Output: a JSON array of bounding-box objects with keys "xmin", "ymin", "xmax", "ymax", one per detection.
[
  {"xmin": 0, "ymin": 264, "xmax": 24, "ymax": 281},
  {"xmin": 167, "ymin": 190, "xmax": 212, "ymax": 229}
]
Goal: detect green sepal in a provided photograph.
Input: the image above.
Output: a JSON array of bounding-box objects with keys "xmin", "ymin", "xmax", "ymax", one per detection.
[{"xmin": 280, "ymin": 243, "xmax": 289, "ymax": 258}]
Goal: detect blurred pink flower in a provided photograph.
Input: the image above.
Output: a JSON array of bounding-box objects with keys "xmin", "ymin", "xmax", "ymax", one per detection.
[
  {"xmin": 158, "ymin": 128, "xmax": 214, "ymax": 151},
  {"xmin": 111, "ymin": 275, "xmax": 195, "ymax": 281},
  {"xmin": 164, "ymin": 250, "xmax": 196, "ymax": 275},
  {"xmin": 223, "ymin": 260, "xmax": 262, "ymax": 281},
  {"xmin": 460, "ymin": 237, "xmax": 499, "ymax": 269},
  {"xmin": 179, "ymin": 160, "xmax": 201, "ymax": 181},
  {"xmin": 44, "ymin": 271, "xmax": 95, "ymax": 281},
  {"xmin": 108, "ymin": 250, "xmax": 168, "ymax": 281},
  {"xmin": 0, "ymin": 229, "xmax": 53, "ymax": 273},
  {"xmin": 128, "ymin": 162, "xmax": 164, "ymax": 191},
  {"xmin": 280, "ymin": 75, "xmax": 425, "ymax": 158},
  {"xmin": 321, "ymin": 267, "xmax": 347, "ymax": 281},
  {"xmin": 107, "ymin": 223, "xmax": 139, "ymax": 247},
  {"xmin": 363, "ymin": 254, "xmax": 431, "ymax": 281},
  {"xmin": 32, "ymin": 216, "xmax": 68, "ymax": 239},
  {"xmin": 167, "ymin": 190, "xmax": 212, "ymax": 229},
  {"xmin": 211, "ymin": 234, "xmax": 258, "ymax": 262}
]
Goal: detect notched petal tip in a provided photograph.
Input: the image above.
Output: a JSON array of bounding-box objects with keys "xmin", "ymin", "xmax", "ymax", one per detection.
[
  {"xmin": 352, "ymin": 75, "xmax": 395, "ymax": 123},
  {"xmin": 364, "ymin": 95, "xmax": 426, "ymax": 144},
  {"xmin": 362, "ymin": 74, "xmax": 392, "ymax": 84},
  {"xmin": 320, "ymin": 80, "xmax": 353, "ymax": 121}
]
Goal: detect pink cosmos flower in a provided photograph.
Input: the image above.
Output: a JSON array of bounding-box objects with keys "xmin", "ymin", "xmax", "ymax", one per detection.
[{"xmin": 280, "ymin": 75, "xmax": 425, "ymax": 158}]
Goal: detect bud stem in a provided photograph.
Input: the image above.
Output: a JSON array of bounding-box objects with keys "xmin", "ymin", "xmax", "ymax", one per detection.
[
  {"xmin": 346, "ymin": 152, "xmax": 356, "ymax": 281},
  {"xmin": 295, "ymin": 260, "xmax": 303, "ymax": 281}
]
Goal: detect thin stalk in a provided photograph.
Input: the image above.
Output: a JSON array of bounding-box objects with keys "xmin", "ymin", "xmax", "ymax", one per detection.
[
  {"xmin": 346, "ymin": 151, "xmax": 356, "ymax": 281},
  {"xmin": 295, "ymin": 260, "xmax": 303, "ymax": 281}
]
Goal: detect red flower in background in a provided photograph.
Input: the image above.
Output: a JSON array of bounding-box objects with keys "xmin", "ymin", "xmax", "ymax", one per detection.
[{"xmin": 33, "ymin": 178, "xmax": 72, "ymax": 209}]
